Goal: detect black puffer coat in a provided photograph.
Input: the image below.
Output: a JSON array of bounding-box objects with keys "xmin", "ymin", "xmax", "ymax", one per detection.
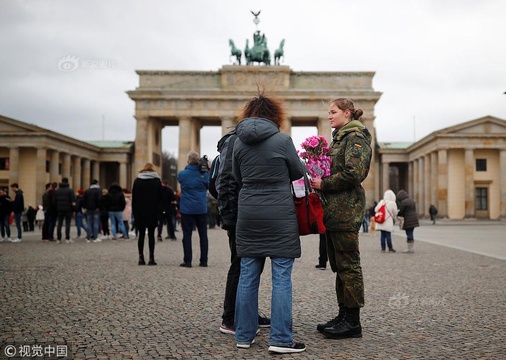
[
  {"xmin": 233, "ymin": 117, "xmax": 305, "ymax": 258},
  {"xmin": 397, "ymin": 190, "xmax": 420, "ymax": 230},
  {"xmin": 132, "ymin": 172, "xmax": 162, "ymax": 228},
  {"xmin": 53, "ymin": 183, "xmax": 75, "ymax": 213}
]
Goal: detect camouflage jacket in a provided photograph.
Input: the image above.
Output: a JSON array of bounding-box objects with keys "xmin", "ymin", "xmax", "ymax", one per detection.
[{"xmin": 320, "ymin": 120, "xmax": 372, "ymax": 232}]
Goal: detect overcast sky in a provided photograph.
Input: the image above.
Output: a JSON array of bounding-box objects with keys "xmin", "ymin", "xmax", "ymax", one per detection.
[{"xmin": 1, "ymin": 0, "xmax": 505, "ymax": 160}]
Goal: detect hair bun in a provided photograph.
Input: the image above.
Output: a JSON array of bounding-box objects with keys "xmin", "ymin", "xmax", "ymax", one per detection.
[{"xmin": 354, "ymin": 109, "xmax": 364, "ymax": 120}]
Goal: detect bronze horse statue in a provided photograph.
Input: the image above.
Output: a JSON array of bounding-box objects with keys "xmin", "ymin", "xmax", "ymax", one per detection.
[
  {"xmin": 274, "ymin": 39, "xmax": 285, "ymax": 65},
  {"xmin": 229, "ymin": 39, "xmax": 242, "ymax": 65}
]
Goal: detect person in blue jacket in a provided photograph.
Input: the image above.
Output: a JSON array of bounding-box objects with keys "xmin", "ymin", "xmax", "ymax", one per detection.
[{"xmin": 177, "ymin": 151, "xmax": 210, "ymax": 268}]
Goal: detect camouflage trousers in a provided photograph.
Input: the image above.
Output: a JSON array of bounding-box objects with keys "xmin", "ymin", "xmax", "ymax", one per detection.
[{"xmin": 326, "ymin": 231, "xmax": 364, "ymax": 308}]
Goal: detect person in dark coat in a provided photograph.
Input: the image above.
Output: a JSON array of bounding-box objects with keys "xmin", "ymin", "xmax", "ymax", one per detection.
[
  {"xmin": 10, "ymin": 183, "xmax": 25, "ymax": 242},
  {"xmin": 0, "ymin": 188, "xmax": 13, "ymax": 241},
  {"xmin": 107, "ymin": 182, "xmax": 128, "ymax": 240},
  {"xmin": 157, "ymin": 181, "xmax": 177, "ymax": 241},
  {"xmin": 132, "ymin": 163, "xmax": 162, "ymax": 265},
  {"xmin": 397, "ymin": 190, "xmax": 420, "ymax": 253},
  {"xmin": 83, "ymin": 179, "xmax": 102, "ymax": 241},
  {"xmin": 215, "ymin": 130, "xmax": 271, "ymax": 336},
  {"xmin": 53, "ymin": 177, "xmax": 76, "ymax": 243},
  {"xmin": 429, "ymin": 204, "xmax": 438, "ymax": 225},
  {"xmin": 177, "ymin": 151, "xmax": 210, "ymax": 267},
  {"xmin": 26, "ymin": 205, "xmax": 36, "ymax": 231},
  {"xmin": 232, "ymin": 93, "xmax": 306, "ymax": 353}
]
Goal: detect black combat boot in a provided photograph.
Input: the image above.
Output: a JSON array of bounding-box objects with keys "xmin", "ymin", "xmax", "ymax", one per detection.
[
  {"xmin": 317, "ymin": 305, "xmax": 345, "ymax": 333},
  {"xmin": 323, "ymin": 307, "xmax": 362, "ymax": 339},
  {"xmin": 138, "ymin": 254, "xmax": 146, "ymax": 266}
]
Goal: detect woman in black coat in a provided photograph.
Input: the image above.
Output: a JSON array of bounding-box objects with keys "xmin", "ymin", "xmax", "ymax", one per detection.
[
  {"xmin": 397, "ymin": 189, "xmax": 420, "ymax": 253},
  {"xmin": 132, "ymin": 163, "xmax": 162, "ymax": 265}
]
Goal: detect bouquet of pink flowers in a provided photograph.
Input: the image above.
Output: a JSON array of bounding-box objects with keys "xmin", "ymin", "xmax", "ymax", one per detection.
[{"xmin": 298, "ymin": 135, "xmax": 332, "ymax": 179}]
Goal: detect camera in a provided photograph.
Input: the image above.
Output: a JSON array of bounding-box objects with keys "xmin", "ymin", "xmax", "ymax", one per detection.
[{"xmin": 199, "ymin": 155, "xmax": 210, "ymax": 173}]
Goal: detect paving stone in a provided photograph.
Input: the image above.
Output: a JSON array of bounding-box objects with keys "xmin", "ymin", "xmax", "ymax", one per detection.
[{"xmin": 1, "ymin": 222, "xmax": 505, "ymax": 359}]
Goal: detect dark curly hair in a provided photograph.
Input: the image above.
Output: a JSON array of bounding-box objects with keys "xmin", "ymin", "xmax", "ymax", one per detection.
[{"xmin": 239, "ymin": 89, "xmax": 286, "ymax": 128}]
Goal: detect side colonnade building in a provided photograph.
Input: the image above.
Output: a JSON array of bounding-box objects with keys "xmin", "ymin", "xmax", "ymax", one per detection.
[{"xmin": 0, "ymin": 115, "xmax": 133, "ymax": 207}]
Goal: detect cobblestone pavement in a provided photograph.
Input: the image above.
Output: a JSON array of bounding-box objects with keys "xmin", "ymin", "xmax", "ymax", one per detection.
[{"xmin": 1, "ymin": 223, "xmax": 505, "ymax": 359}]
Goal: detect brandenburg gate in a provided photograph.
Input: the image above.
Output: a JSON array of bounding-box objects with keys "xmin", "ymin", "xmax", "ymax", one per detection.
[{"xmin": 127, "ymin": 65, "xmax": 382, "ymax": 200}]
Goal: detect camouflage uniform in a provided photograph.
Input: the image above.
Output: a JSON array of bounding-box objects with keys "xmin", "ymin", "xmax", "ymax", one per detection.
[{"xmin": 320, "ymin": 120, "xmax": 372, "ymax": 308}]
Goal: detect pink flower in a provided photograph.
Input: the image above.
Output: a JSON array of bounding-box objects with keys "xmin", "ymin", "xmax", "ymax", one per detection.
[{"xmin": 299, "ymin": 136, "xmax": 331, "ymax": 179}]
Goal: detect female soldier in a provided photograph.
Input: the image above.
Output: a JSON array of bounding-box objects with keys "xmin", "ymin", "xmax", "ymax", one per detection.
[{"xmin": 310, "ymin": 98, "xmax": 372, "ymax": 339}]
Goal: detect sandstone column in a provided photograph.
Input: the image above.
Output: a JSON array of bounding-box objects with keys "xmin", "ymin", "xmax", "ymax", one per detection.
[
  {"xmin": 134, "ymin": 116, "xmax": 149, "ymax": 175},
  {"xmin": 500, "ymin": 149, "xmax": 506, "ymax": 218},
  {"xmin": 408, "ymin": 161, "xmax": 413, "ymax": 198},
  {"xmin": 92, "ymin": 161, "xmax": 100, "ymax": 184},
  {"xmin": 413, "ymin": 159, "xmax": 419, "ymax": 205},
  {"xmin": 317, "ymin": 117, "xmax": 332, "ymax": 142},
  {"xmin": 82, "ymin": 159, "xmax": 91, "ymax": 188},
  {"xmin": 283, "ymin": 117, "xmax": 292, "ymax": 136},
  {"xmin": 418, "ymin": 156, "xmax": 425, "ymax": 216},
  {"xmin": 35, "ymin": 148, "xmax": 47, "ymax": 207},
  {"xmin": 438, "ymin": 149, "xmax": 448, "ymax": 217},
  {"xmin": 62, "ymin": 153, "xmax": 71, "ymax": 180},
  {"xmin": 50, "ymin": 150, "xmax": 59, "ymax": 182},
  {"xmin": 8, "ymin": 147, "xmax": 19, "ymax": 186},
  {"xmin": 119, "ymin": 161, "xmax": 128, "ymax": 189},
  {"xmin": 73, "ymin": 156, "xmax": 82, "ymax": 191},
  {"xmin": 430, "ymin": 152, "xmax": 438, "ymax": 209},
  {"xmin": 424, "ymin": 154, "xmax": 430, "ymax": 217},
  {"xmin": 464, "ymin": 148, "xmax": 475, "ymax": 218},
  {"xmin": 178, "ymin": 116, "xmax": 192, "ymax": 178},
  {"xmin": 221, "ymin": 116, "xmax": 235, "ymax": 137},
  {"xmin": 382, "ymin": 162, "xmax": 390, "ymax": 194}
]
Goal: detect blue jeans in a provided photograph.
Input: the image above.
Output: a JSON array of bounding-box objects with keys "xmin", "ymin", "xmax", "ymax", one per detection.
[
  {"xmin": 86, "ymin": 210, "xmax": 100, "ymax": 240},
  {"xmin": 181, "ymin": 213, "xmax": 208, "ymax": 265},
  {"xmin": 0, "ymin": 213, "xmax": 11, "ymax": 238},
  {"xmin": 56, "ymin": 211, "xmax": 72, "ymax": 240},
  {"xmin": 14, "ymin": 212, "xmax": 22, "ymax": 239},
  {"xmin": 380, "ymin": 230, "xmax": 393, "ymax": 250},
  {"xmin": 235, "ymin": 257, "xmax": 294, "ymax": 347},
  {"xmin": 109, "ymin": 211, "xmax": 127, "ymax": 238},
  {"xmin": 75, "ymin": 211, "xmax": 87, "ymax": 237},
  {"xmin": 405, "ymin": 228, "xmax": 415, "ymax": 241}
]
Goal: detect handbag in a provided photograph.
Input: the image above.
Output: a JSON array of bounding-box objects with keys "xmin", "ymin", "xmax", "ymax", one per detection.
[
  {"xmin": 292, "ymin": 172, "xmax": 326, "ymax": 236},
  {"xmin": 398, "ymin": 216, "xmax": 404, "ymax": 230}
]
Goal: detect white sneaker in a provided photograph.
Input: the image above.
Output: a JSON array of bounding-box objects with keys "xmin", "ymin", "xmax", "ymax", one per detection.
[
  {"xmin": 0, "ymin": 237, "xmax": 6, "ymax": 242},
  {"xmin": 57, "ymin": 240, "xmax": 62, "ymax": 244},
  {"xmin": 237, "ymin": 339, "xmax": 255, "ymax": 349},
  {"xmin": 10, "ymin": 238, "xmax": 22, "ymax": 243},
  {"xmin": 86, "ymin": 239, "xmax": 91, "ymax": 243},
  {"xmin": 66, "ymin": 239, "xmax": 74, "ymax": 244},
  {"xmin": 93, "ymin": 238, "xmax": 102, "ymax": 243}
]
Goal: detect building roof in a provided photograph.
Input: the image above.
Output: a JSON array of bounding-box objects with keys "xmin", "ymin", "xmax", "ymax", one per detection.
[
  {"xmin": 86, "ymin": 140, "xmax": 134, "ymax": 149},
  {"xmin": 378, "ymin": 142, "xmax": 413, "ymax": 149}
]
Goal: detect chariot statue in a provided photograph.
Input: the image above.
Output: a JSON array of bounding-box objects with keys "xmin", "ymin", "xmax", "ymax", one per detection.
[{"xmin": 244, "ymin": 30, "xmax": 271, "ymax": 65}]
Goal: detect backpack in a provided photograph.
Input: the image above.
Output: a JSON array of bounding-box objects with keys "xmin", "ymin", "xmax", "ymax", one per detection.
[
  {"xmin": 374, "ymin": 202, "xmax": 388, "ymax": 224},
  {"xmin": 208, "ymin": 154, "xmax": 220, "ymax": 199}
]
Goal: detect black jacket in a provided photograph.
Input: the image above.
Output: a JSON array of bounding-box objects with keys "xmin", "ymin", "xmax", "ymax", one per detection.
[
  {"xmin": 12, "ymin": 189, "xmax": 24, "ymax": 213},
  {"xmin": 132, "ymin": 172, "xmax": 162, "ymax": 228},
  {"xmin": 53, "ymin": 183, "xmax": 75, "ymax": 213},
  {"xmin": 107, "ymin": 184, "xmax": 126, "ymax": 212},
  {"xmin": 215, "ymin": 130, "xmax": 239, "ymax": 230},
  {"xmin": 397, "ymin": 190, "xmax": 420, "ymax": 230},
  {"xmin": 0, "ymin": 194, "xmax": 12, "ymax": 216},
  {"xmin": 84, "ymin": 185, "xmax": 102, "ymax": 211}
]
